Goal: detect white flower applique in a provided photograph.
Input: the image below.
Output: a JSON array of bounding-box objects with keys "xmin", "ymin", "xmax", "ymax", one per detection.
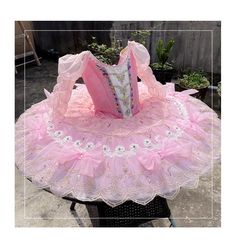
[
  {"xmin": 85, "ymin": 142, "xmax": 95, "ymax": 150},
  {"xmin": 54, "ymin": 130, "xmax": 63, "ymax": 138},
  {"xmin": 74, "ymin": 140, "xmax": 81, "ymax": 148},
  {"xmin": 47, "ymin": 123, "xmax": 54, "ymax": 131},
  {"xmin": 115, "ymin": 145, "xmax": 126, "ymax": 156},
  {"xmin": 63, "ymin": 136, "xmax": 72, "ymax": 143},
  {"xmin": 144, "ymin": 139, "xmax": 152, "ymax": 147},
  {"xmin": 103, "ymin": 145, "xmax": 110, "ymax": 152},
  {"xmin": 129, "ymin": 143, "xmax": 139, "ymax": 152}
]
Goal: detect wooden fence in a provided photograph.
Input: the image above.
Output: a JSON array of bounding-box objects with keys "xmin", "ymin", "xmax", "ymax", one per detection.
[
  {"xmin": 111, "ymin": 21, "xmax": 221, "ymax": 74},
  {"xmin": 32, "ymin": 21, "xmax": 221, "ymax": 74}
]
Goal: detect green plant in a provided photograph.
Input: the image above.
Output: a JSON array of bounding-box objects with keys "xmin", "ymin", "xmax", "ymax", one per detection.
[
  {"xmin": 130, "ymin": 31, "xmax": 150, "ymax": 46},
  {"xmin": 179, "ymin": 72, "xmax": 210, "ymax": 89},
  {"xmin": 87, "ymin": 37, "xmax": 123, "ymax": 65},
  {"xmin": 151, "ymin": 39, "xmax": 175, "ymax": 70}
]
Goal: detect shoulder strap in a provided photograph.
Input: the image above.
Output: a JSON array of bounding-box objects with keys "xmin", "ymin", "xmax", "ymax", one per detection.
[{"xmin": 47, "ymin": 51, "xmax": 90, "ymax": 121}]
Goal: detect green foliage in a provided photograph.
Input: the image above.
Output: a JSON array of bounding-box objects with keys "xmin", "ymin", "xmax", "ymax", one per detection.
[
  {"xmin": 151, "ymin": 62, "xmax": 173, "ymax": 70},
  {"xmin": 130, "ymin": 31, "xmax": 150, "ymax": 46},
  {"xmin": 179, "ymin": 72, "xmax": 210, "ymax": 89},
  {"xmin": 151, "ymin": 38, "xmax": 175, "ymax": 70},
  {"xmin": 87, "ymin": 37, "xmax": 123, "ymax": 65}
]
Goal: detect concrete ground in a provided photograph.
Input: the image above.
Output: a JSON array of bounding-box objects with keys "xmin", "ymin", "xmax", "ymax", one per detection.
[{"xmin": 15, "ymin": 60, "xmax": 221, "ymax": 227}]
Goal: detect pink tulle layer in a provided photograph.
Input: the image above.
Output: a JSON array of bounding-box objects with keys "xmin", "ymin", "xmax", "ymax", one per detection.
[{"xmin": 15, "ymin": 83, "xmax": 220, "ymax": 207}]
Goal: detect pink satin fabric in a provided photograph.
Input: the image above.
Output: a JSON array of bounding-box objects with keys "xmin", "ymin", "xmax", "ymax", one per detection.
[{"xmin": 48, "ymin": 41, "xmax": 166, "ymax": 121}]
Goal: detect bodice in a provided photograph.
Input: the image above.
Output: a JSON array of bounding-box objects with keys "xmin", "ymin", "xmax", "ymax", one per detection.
[
  {"xmin": 50, "ymin": 41, "xmax": 165, "ymax": 121},
  {"xmin": 82, "ymin": 49, "xmax": 140, "ymax": 118}
]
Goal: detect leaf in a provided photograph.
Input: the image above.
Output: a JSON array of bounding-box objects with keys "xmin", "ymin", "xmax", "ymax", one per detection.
[
  {"xmin": 155, "ymin": 38, "xmax": 175, "ymax": 68},
  {"xmin": 165, "ymin": 39, "xmax": 175, "ymax": 53}
]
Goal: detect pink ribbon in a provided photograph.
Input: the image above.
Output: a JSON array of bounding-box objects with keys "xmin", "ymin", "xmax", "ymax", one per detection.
[
  {"xmin": 165, "ymin": 83, "xmax": 198, "ymax": 100},
  {"xmin": 58, "ymin": 151, "xmax": 83, "ymax": 164},
  {"xmin": 138, "ymin": 152, "xmax": 161, "ymax": 170},
  {"xmin": 76, "ymin": 154, "xmax": 103, "ymax": 177},
  {"xmin": 163, "ymin": 83, "xmax": 212, "ymax": 138},
  {"xmin": 58, "ymin": 149, "xmax": 103, "ymax": 177},
  {"xmin": 165, "ymin": 83, "xmax": 198, "ymax": 98},
  {"xmin": 178, "ymin": 118, "xmax": 207, "ymax": 138},
  {"xmin": 189, "ymin": 111, "xmax": 214, "ymax": 123},
  {"xmin": 178, "ymin": 111, "xmax": 213, "ymax": 138},
  {"xmin": 25, "ymin": 115, "xmax": 46, "ymax": 141},
  {"xmin": 138, "ymin": 144, "xmax": 192, "ymax": 171}
]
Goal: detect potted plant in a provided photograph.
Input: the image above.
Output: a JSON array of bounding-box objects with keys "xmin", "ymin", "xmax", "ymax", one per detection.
[
  {"xmin": 130, "ymin": 31, "xmax": 150, "ymax": 46},
  {"xmin": 178, "ymin": 72, "xmax": 210, "ymax": 101},
  {"xmin": 88, "ymin": 36, "xmax": 123, "ymax": 65},
  {"xmin": 151, "ymin": 38, "xmax": 175, "ymax": 84}
]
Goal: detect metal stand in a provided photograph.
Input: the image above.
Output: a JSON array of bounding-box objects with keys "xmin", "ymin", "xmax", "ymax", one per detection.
[
  {"xmin": 70, "ymin": 201, "xmax": 76, "ymax": 211},
  {"xmin": 169, "ymin": 215, "xmax": 177, "ymax": 227}
]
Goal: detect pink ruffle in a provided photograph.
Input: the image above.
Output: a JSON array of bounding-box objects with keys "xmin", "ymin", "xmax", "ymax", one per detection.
[{"xmin": 15, "ymin": 82, "xmax": 220, "ymax": 207}]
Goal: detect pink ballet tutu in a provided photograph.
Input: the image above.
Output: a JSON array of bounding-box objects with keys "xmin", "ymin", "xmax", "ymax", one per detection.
[{"xmin": 15, "ymin": 41, "xmax": 220, "ymax": 207}]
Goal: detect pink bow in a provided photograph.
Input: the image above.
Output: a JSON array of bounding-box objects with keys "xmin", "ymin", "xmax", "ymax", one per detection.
[
  {"xmin": 138, "ymin": 151, "xmax": 161, "ymax": 170},
  {"xmin": 189, "ymin": 111, "xmax": 214, "ymax": 123},
  {"xmin": 165, "ymin": 83, "xmax": 198, "ymax": 100},
  {"xmin": 57, "ymin": 147, "xmax": 103, "ymax": 177},
  {"xmin": 138, "ymin": 144, "xmax": 192, "ymax": 171},
  {"xmin": 178, "ymin": 111, "xmax": 213, "ymax": 138},
  {"xmin": 25, "ymin": 115, "xmax": 46, "ymax": 141},
  {"xmin": 178, "ymin": 120, "xmax": 206, "ymax": 138},
  {"xmin": 58, "ymin": 151, "xmax": 83, "ymax": 164},
  {"xmin": 75, "ymin": 153, "xmax": 103, "ymax": 177}
]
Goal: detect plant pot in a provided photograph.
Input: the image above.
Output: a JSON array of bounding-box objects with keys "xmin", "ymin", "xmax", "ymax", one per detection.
[
  {"xmin": 177, "ymin": 83, "xmax": 209, "ymax": 102},
  {"xmin": 153, "ymin": 69, "xmax": 174, "ymax": 84}
]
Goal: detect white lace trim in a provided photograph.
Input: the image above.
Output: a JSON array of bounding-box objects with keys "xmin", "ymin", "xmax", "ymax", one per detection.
[
  {"xmin": 46, "ymin": 96, "xmax": 188, "ymax": 157},
  {"xmin": 47, "ymin": 125, "xmax": 183, "ymax": 158},
  {"xmin": 19, "ymin": 169, "xmax": 202, "ymax": 207}
]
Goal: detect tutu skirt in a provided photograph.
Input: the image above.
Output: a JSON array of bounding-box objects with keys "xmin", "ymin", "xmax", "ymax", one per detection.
[{"xmin": 15, "ymin": 81, "xmax": 220, "ymax": 207}]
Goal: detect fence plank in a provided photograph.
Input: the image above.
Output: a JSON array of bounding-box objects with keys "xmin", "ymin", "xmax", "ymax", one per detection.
[{"xmin": 111, "ymin": 21, "xmax": 221, "ymax": 74}]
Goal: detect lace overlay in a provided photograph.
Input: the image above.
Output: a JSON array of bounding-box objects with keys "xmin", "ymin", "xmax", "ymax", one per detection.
[
  {"xmin": 15, "ymin": 41, "xmax": 221, "ymax": 207},
  {"xmin": 15, "ymin": 82, "xmax": 220, "ymax": 207}
]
